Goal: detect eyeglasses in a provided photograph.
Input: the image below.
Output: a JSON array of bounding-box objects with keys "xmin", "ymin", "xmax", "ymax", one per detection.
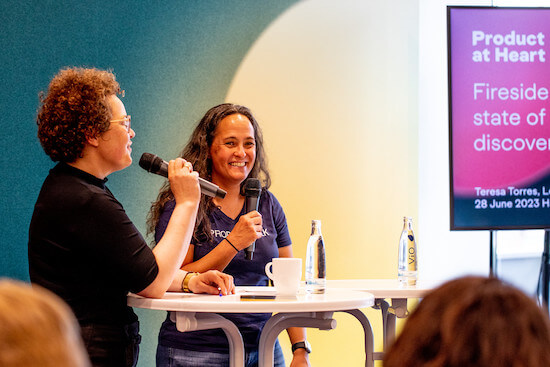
[{"xmin": 110, "ymin": 115, "xmax": 131, "ymax": 133}]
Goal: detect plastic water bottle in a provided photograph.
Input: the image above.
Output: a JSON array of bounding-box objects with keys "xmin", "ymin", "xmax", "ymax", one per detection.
[
  {"xmin": 305, "ymin": 219, "xmax": 326, "ymax": 294},
  {"xmin": 398, "ymin": 217, "xmax": 417, "ymax": 286}
]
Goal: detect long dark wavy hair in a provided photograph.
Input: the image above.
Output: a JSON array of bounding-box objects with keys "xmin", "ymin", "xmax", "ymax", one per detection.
[{"xmin": 147, "ymin": 103, "xmax": 271, "ymax": 243}]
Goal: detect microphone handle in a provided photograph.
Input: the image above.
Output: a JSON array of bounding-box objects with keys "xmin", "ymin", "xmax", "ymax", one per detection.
[
  {"xmin": 244, "ymin": 195, "xmax": 260, "ymax": 260},
  {"xmin": 157, "ymin": 160, "xmax": 226, "ymax": 199}
]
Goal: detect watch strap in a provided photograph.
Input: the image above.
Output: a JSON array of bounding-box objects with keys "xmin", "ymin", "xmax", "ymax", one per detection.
[
  {"xmin": 291, "ymin": 341, "xmax": 311, "ymax": 354},
  {"xmin": 181, "ymin": 272, "xmax": 199, "ymax": 293}
]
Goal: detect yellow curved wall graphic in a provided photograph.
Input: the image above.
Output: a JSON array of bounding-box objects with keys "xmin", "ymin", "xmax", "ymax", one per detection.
[{"xmin": 226, "ymin": 1, "xmax": 418, "ymax": 365}]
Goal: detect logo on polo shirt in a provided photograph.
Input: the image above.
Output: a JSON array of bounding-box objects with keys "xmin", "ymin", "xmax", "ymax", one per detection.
[{"xmin": 212, "ymin": 228, "xmax": 269, "ymax": 239}]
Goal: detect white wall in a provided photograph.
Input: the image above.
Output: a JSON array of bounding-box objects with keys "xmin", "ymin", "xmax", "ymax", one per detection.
[{"xmin": 419, "ymin": 0, "xmax": 490, "ymax": 281}]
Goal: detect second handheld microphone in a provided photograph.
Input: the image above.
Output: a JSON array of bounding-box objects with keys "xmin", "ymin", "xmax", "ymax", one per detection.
[
  {"xmin": 243, "ymin": 178, "xmax": 262, "ymax": 260},
  {"xmin": 139, "ymin": 152, "xmax": 226, "ymax": 199}
]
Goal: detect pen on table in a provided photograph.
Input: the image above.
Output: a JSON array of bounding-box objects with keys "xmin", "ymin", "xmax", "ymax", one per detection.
[{"xmin": 218, "ymin": 287, "xmax": 223, "ymax": 297}]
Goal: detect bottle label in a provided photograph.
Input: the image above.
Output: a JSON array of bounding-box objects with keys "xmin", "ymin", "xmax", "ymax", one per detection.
[
  {"xmin": 407, "ymin": 232, "xmax": 416, "ymax": 270},
  {"xmin": 317, "ymin": 238, "xmax": 326, "ymax": 278}
]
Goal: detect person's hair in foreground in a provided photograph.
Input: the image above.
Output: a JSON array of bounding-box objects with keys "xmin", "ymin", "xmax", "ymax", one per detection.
[
  {"xmin": 0, "ymin": 279, "xmax": 90, "ymax": 367},
  {"xmin": 147, "ymin": 103, "xmax": 271, "ymax": 242},
  {"xmin": 37, "ymin": 67, "xmax": 121, "ymax": 162},
  {"xmin": 383, "ymin": 276, "xmax": 550, "ymax": 367}
]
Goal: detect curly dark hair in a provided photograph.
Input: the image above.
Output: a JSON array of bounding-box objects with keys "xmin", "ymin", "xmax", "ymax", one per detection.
[
  {"xmin": 147, "ymin": 103, "xmax": 271, "ymax": 243},
  {"xmin": 384, "ymin": 276, "xmax": 550, "ymax": 367},
  {"xmin": 37, "ymin": 67, "xmax": 121, "ymax": 162}
]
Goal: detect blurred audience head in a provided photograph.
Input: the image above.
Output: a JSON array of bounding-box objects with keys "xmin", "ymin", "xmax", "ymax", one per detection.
[
  {"xmin": 0, "ymin": 279, "xmax": 90, "ymax": 367},
  {"xmin": 384, "ymin": 275, "xmax": 550, "ymax": 367}
]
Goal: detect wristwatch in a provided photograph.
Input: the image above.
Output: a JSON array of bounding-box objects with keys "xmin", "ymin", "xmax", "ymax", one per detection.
[
  {"xmin": 181, "ymin": 272, "xmax": 199, "ymax": 293},
  {"xmin": 291, "ymin": 341, "xmax": 312, "ymax": 354}
]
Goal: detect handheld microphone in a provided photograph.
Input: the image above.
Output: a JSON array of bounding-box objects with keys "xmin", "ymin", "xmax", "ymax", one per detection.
[
  {"xmin": 139, "ymin": 153, "xmax": 226, "ymax": 199},
  {"xmin": 243, "ymin": 178, "xmax": 262, "ymax": 260}
]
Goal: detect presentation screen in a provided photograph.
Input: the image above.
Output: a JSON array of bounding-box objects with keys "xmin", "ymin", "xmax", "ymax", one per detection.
[{"xmin": 448, "ymin": 6, "xmax": 550, "ymax": 230}]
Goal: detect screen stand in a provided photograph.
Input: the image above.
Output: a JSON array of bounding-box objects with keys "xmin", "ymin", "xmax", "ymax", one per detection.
[
  {"xmin": 489, "ymin": 230, "xmax": 497, "ymax": 277},
  {"xmin": 542, "ymin": 230, "xmax": 550, "ymax": 314}
]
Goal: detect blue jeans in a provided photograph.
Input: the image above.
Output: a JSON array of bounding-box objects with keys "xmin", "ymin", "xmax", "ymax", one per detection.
[
  {"xmin": 156, "ymin": 340, "xmax": 285, "ymax": 367},
  {"xmin": 81, "ymin": 321, "xmax": 141, "ymax": 367}
]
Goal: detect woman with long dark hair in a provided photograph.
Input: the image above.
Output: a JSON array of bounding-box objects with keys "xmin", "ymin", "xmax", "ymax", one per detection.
[{"xmin": 149, "ymin": 103, "xmax": 311, "ymax": 367}]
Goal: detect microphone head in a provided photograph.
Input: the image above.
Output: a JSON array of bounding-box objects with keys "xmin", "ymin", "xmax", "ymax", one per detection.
[
  {"xmin": 139, "ymin": 153, "xmax": 167, "ymax": 177},
  {"xmin": 243, "ymin": 178, "xmax": 261, "ymax": 198}
]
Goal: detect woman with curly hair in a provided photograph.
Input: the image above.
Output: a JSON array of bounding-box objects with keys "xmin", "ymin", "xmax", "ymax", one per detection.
[
  {"xmin": 384, "ymin": 276, "xmax": 550, "ymax": 367},
  {"xmin": 28, "ymin": 67, "xmax": 234, "ymax": 367},
  {"xmin": 148, "ymin": 103, "xmax": 311, "ymax": 367}
]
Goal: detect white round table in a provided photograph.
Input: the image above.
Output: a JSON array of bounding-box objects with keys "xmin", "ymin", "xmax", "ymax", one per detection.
[{"xmin": 128, "ymin": 286, "xmax": 375, "ymax": 367}]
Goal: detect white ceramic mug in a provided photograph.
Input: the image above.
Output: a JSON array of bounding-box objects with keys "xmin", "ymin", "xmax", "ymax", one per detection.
[{"xmin": 265, "ymin": 258, "xmax": 302, "ymax": 295}]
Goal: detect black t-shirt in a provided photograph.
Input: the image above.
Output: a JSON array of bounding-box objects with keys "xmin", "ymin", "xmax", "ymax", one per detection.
[{"xmin": 28, "ymin": 163, "xmax": 158, "ymax": 326}]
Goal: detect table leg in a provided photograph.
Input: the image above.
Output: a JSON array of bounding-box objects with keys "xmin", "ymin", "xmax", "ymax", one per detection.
[
  {"xmin": 386, "ymin": 298, "xmax": 408, "ymax": 346},
  {"xmin": 373, "ymin": 298, "xmax": 408, "ymax": 360},
  {"xmin": 342, "ymin": 309, "xmax": 375, "ymax": 367},
  {"xmin": 376, "ymin": 299, "xmax": 393, "ymax": 351},
  {"xmin": 258, "ymin": 312, "xmax": 337, "ymax": 367},
  {"xmin": 171, "ymin": 311, "xmax": 245, "ymax": 367},
  {"xmin": 258, "ymin": 310, "xmax": 374, "ymax": 367}
]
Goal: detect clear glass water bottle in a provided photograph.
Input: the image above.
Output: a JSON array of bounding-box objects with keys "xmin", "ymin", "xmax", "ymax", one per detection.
[
  {"xmin": 398, "ymin": 217, "xmax": 417, "ymax": 286},
  {"xmin": 305, "ymin": 219, "xmax": 326, "ymax": 294}
]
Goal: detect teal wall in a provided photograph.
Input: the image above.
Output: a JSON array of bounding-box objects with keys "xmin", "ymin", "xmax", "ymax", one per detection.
[
  {"xmin": 0, "ymin": 0, "xmax": 297, "ymax": 278},
  {"xmin": 0, "ymin": 1, "xmax": 297, "ymax": 365}
]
